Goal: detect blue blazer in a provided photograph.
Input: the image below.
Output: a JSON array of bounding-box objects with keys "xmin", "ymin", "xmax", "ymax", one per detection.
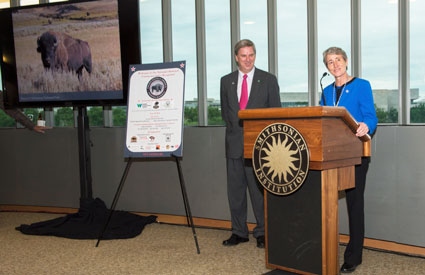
[{"xmin": 321, "ymin": 77, "xmax": 378, "ymax": 134}]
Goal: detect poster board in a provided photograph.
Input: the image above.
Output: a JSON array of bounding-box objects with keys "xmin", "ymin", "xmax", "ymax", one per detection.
[{"xmin": 124, "ymin": 61, "xmax": 186, "ymax": 158}]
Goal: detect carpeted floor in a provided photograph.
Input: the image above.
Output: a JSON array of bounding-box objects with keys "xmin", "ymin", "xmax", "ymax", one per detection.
[{"xmin": 0, "ymin": 212, "xmax": 424, "ymax": 275}]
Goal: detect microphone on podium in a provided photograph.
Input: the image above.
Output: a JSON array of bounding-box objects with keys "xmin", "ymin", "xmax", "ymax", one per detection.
[{"xmin": 320, "ymin": 72, "xmax": 329, "ymax": 105}]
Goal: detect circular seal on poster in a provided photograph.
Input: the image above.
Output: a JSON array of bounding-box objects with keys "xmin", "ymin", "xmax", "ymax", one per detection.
[
  {"xmin": 147, "ymin": 77, "xmax": 167, "ymax": 99},
  {"xmin": 252, "ymin": 123, "xmax": 309, "ymax": 196}
]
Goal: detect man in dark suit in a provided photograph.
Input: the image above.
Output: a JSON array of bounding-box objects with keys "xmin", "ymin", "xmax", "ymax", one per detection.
[{"xmin": 220, "ymin": 39, "xmax": 281, "ymax": 248}]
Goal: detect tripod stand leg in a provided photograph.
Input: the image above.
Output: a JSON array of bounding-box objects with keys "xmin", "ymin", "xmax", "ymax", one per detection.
[
  {"xmin": 178, "ymin": 169, "xmax": 191, "ymax": 227},
  {"xmin": 174, "ymin": 156, "xmax": 200, "ymax": 254},
  {"xmin": 96, "ymin": 158, "xmax": 133, "ymax": 247}
]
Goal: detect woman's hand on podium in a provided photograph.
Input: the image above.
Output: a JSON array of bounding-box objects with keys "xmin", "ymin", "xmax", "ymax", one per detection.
[{"xmin": 356, "ymin": 122, "xmax": 369, "ymax": 137}]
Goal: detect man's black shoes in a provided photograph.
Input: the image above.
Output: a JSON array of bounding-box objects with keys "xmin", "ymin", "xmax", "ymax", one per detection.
[
  {"xmin": 257, "ymin": 235, "xmax": 266, "ymax": 248},
  {"xmin": 256, "ymin": 235, "xmax": 265, "ymax": 248},
  {"xmin": 340, "ymin": 262, "xmax": 358, "ymax": 273},
  {"xmin": 222, "ymin": 234, "xmax": 249, "ymax": 246}
]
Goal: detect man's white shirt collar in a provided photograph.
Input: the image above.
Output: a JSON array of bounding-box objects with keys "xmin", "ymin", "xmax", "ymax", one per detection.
[{"xmin": 238, "ymin": 67, "xmax": 255, "ymax": 79}]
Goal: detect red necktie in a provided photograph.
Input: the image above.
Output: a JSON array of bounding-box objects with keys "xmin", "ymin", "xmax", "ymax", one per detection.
[{"xmin": 240, "ymin": 74, "xmax": 248, "ymax": 109}]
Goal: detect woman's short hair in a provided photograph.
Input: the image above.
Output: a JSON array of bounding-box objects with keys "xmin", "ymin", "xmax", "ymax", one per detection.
[
  {"xmin": 234, "ymin": 39, "xmax": 256, "ymax": 56},
  {"xmin": 322, "ymin": 47, "xmax": 348, "ymax": 65}
]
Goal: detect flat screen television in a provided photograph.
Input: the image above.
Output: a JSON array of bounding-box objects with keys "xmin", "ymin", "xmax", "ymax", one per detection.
[{"xmin": 0, "ymin": 0, "xmax": 140, "ymax": 108}]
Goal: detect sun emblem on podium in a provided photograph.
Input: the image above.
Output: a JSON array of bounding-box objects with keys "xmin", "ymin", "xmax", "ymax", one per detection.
[
  {"xmin": 262, "ymin": 135, "xmax": 299, "ymax": 183},
  {"xmin": 253, "ymin": 123, "xmax": 309, "ymax": 195}
]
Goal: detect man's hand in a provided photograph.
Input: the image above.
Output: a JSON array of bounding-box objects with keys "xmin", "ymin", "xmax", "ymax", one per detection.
[{"xmin": 33, "ymin": 125, "xmax": 52, "ymax": 133}]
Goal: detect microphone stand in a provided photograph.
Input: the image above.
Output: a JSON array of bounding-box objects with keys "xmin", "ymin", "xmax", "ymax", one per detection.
[{"xmin": 320, "ymin": 72, "xmax": 328, "ymax": 106}]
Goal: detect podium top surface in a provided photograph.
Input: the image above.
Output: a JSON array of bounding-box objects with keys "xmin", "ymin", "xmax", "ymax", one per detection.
[{"xmin": 239, "ymin": 106, "xmax": 370, "ymax": 142}]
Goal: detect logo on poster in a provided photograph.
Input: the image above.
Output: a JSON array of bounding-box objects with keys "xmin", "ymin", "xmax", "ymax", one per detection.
[
  {"xmin": 147, "ymin": 77, "xmax": 167, "ymax": 99},
  {"xmin": 252, "ymin": 123, "xmax": 309, "ymax": 195}
]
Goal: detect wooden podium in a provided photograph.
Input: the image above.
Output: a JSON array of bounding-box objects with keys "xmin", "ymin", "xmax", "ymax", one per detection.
[{"xmin": 239, "ymin": 106, "xmax": 370, "ymax": 275}]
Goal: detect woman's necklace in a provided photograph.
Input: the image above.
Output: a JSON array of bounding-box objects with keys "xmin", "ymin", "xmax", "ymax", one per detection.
[{"xmin": 333, "ymin": 79, "xmax": 348, "ymax": 106}]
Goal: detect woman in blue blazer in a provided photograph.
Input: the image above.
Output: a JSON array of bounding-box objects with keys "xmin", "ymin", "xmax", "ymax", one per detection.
[{"xmin": 321, "ymin": 46, "xmax": 378, "ymax": 273}]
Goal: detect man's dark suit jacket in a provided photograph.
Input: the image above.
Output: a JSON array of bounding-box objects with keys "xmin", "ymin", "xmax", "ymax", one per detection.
[{"xmin": 220, "ymin": 68, "xmax": 281, "ymax": 159}]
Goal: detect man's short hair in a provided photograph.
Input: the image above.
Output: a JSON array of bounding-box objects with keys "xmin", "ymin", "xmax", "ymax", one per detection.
[{"xmin": 234, "ymin": 39, "xmax": 256, "ymax": 56}]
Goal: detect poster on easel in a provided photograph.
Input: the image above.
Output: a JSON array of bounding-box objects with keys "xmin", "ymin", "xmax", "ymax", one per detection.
[{"xmin": 124, "ymin": 61, "xmax": 186, "ymax": 158}]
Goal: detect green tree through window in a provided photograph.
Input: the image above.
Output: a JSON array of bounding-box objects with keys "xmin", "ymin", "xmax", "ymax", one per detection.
[
  {"xmin": 184, "ymin": 107, "xmax": 198, "ymax": 126},
  {"xmin": 23, "ymin": 108, "xmax": 41, "ymax": 123},
  {"xmin": 184, "ymin": 106, "xmax": 224, "ymax": 126},
  {"xmin": 375, "ymin": 105, "xmax": 398, "ymax": 123},
  {"xmin": 55, "ymin": 107, "xmax": 74, "ymax": 127},
  {"xmin": 113, "ymin": 106, "xmax": 127, "ymax": 126},
  {"xmin": 208, "ymin": 106, "xmax": 223, "ymax": 126},
  {"xmin": 0, "ymin": 109, "xmax": 16, "ymax": 127},
  {"xmin": 87, "ymin": 107, "xmax": 104, "ymax": 127},
  {"xmin": 411, "ymin": 104, "xmax": 425, "ymax": 123}
]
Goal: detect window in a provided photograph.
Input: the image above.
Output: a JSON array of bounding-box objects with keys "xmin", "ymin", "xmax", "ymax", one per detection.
[
  {"xmin": 23, "ymin": 108, "xmax": 43, "ymax": 125},
  {"xmin": 317, "ymin": 0, "xmax": 351, "ymax": 99},
  {"xmin": 87, "ymin": 106, "xmax": 104, "ymax": 127},
  {"xmin": 0, "ymin": 109, "xmax": 15, "ymax": 127},
  {"xmin": 112, "ymin": 106, "xmax": 127, "ymax": 126},
  {"xmin": 139, "ymin": 0, "xmax": 163, "ymax": 64},
  {"xmin": 240, "ymin": 0, "xmax": 268, "ymax": 71},
  {"xmin": 19, "ymin": 0, "xmax": 39, "ymax": 6},
  {"xmin": 0, "ymin": 0, "xmax": 10, "ymax": 9},
  {"xmin": 277, "ymin": 0, "xmax": 308, "ymax": 107},
  {"xmin": 1, "ymin": 0, "xmax": 421, "ymax": 128},
  {"xmin": 410, "ymin": 0, "xmax": 425, "ymax": 123},
  {"xmin": 54, "ymin": 107, "xmax": 74, "ymax": 127},
  {"xmin": 205, "ymin": 0, "xmax": 230, "ymax": 125},
  {"xmin": 172, "ymin": 0, "xmax": 198, "ymax": 125},
  {"xmin": 362, "ymin": 0, "xmax": 398, "ymax": 123}
]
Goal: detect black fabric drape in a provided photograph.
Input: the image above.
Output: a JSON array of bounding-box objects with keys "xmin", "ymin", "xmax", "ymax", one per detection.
[{"xmin": 16, "ymin": 198, "xmax": 157, "ymax": 240}]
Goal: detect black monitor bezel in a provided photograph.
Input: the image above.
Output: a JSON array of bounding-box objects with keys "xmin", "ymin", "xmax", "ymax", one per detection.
[{"xmin": 0, "ymin": 0, "xmax": 140, "ymax": 109}]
